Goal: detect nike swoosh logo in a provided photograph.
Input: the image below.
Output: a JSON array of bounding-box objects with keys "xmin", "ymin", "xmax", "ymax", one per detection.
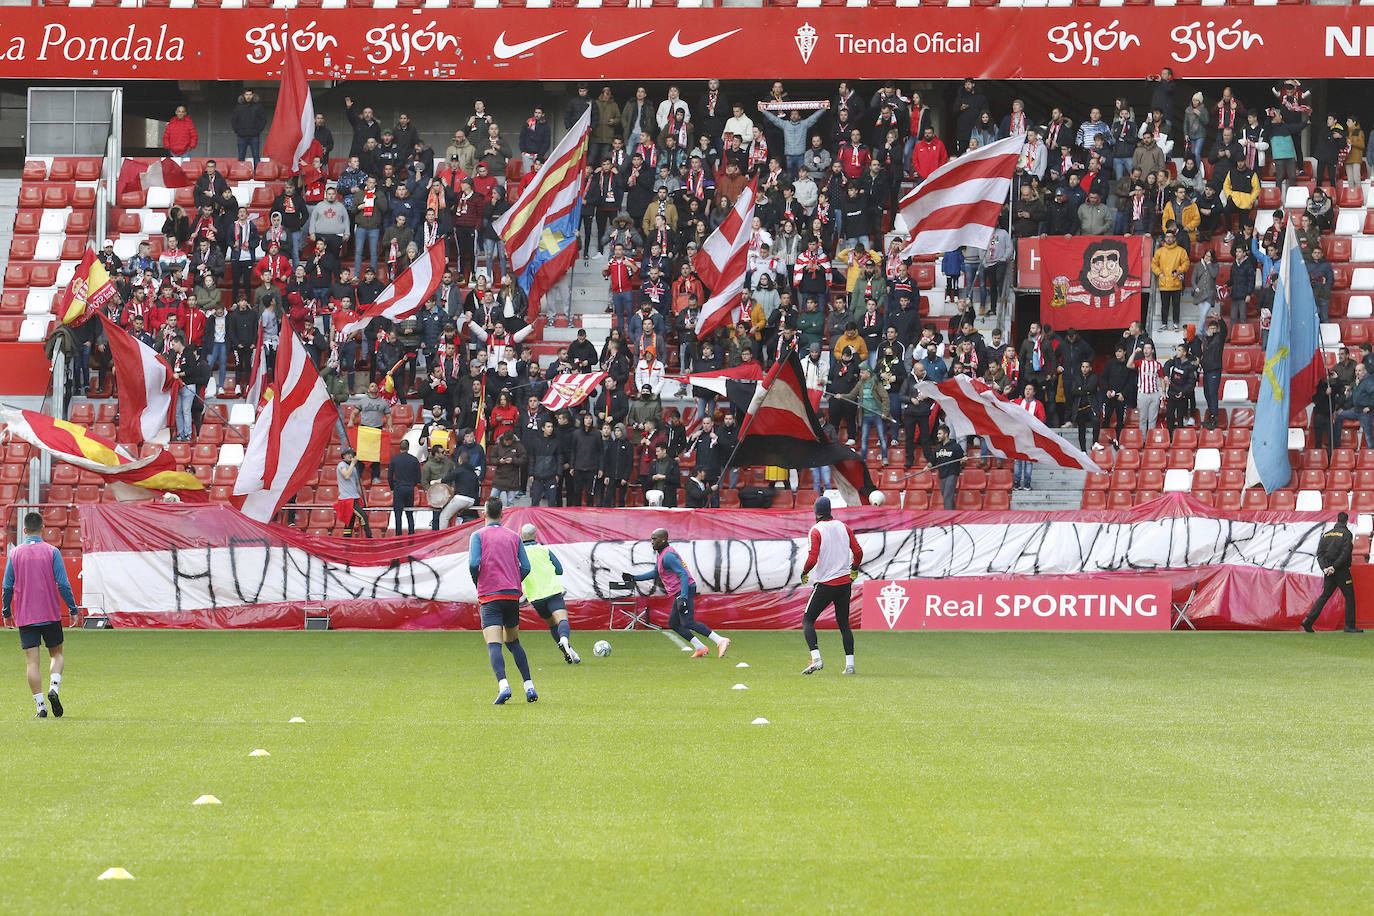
[
  {"xmin": 668, "ymin": 29, "xmax": 741, "ymax": 58},
  {"xmin": 580, "ymin": 30, "xmax": 653, "ymax": 59},
  {"xmin": 493, "ymin": 30, "xmax": 567, "ymax": 60}
]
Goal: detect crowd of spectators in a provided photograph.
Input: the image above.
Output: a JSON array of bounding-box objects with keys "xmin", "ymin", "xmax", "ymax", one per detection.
[{"xmin": 64, "ymin": 74, "xmax": 1374, "ymax": 520}]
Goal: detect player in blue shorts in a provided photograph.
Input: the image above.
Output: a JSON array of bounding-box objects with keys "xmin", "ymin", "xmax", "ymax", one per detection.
[
  {"xmin": 626, "ymin": 527, "xmax": 730, "ymax": 658},
  {"xmin": 520, "ymin": 524, "xmax": 580, "ymax": 664},
  {"xmin": 468, "ymin": 498, "xmax": 535, "ymax": 704}
]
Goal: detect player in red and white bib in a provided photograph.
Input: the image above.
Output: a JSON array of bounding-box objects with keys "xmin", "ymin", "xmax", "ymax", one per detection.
[{"xmin": 800, "ymin": 497, "xmax": 863, "ymax": 675}]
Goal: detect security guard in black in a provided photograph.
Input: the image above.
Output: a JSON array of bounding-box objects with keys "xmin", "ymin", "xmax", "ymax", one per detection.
[{"xmin": 1301, "ymin": 512, "xmax": 1359, "ymax": 632}]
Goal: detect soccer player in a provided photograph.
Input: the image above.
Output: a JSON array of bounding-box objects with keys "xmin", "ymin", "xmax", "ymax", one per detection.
[
  {"xmin": 2, "ymin": 512, "xmax": 79, "ymax": 718},
  {"xmin": 519, "ymin": 523, "xmax": 581, "ymax": 664},
  {"xmin": 468, "ymin": 498, "xmax": 537, "ymax": 704},
  {"xmin": 799, "ymin": 497, "xmax": 863, "ymax": 675},
  {"xmin": 627, "ymin": 528, "xmax": 730, "ymax": 658}
]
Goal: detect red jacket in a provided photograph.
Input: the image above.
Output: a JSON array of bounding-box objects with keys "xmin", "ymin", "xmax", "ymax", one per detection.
[
  {"xmin": 911, "ymin": 138, "xmax": 949, "ymax": 179},
  {"xmin": 603, "ymin": 256, "xmax": 640, "ymax": 294},
  {"xmin": 162, "ymin": 115, "xmax": 198, "ymax": 156},
  {"xmin": 838, "ymin": 142, "xmax": 871, "ymax": 179},
  {"xmin": 452, "ymin": 192, "xmax": 484, "ymax": 229},
  {"xmin": 472, "ymin": 174, "xmax": 499, "ymax": 204}
]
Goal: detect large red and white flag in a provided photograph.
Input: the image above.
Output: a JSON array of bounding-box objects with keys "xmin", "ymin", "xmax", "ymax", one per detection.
[
  {"xmin": 898, "ymin": 134, "xmax": 1022, "ymax": 257},
  {"xmin": 233, "ymin": 329, "xmax": 337, "ymax": 522},
  {"xmin": 95, "ymin": 313, "xmax": 178, "ymax": 444},
  {"xmin": 693, "ymin": 178, "xmax": 757, "ymax": 340},
  {"xmin": 918, "ymin": 375, "xmax": 1104, "ymax": 473},
  {"xmin": 541, "ymin": 372, "xmax": 607, "ymax": 411},
  {"xmin": 116, "ymin": 157, "xmax": 190, "ymax": 197},
  {"xmin": 263, "ymin": 50, "xmax": 322, "ymax": 179},
  {"xmin": 56, "ymin": 246, "xmax": 117, "ymax": 326},
  {"xmin": 336, "ymin": 242, "xmax": 447, "ymax": 338}
]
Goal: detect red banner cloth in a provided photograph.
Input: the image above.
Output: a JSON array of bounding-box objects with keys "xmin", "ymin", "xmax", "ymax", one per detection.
[{"xmin": 1039, "ymin": 236, "xmax": 1147, "ymax": 330}]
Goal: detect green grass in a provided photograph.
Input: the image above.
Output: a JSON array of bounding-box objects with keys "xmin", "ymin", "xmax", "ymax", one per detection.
[{"xmin": 4, "ymin": 630, "xmax": 1374, "ymax": 914}]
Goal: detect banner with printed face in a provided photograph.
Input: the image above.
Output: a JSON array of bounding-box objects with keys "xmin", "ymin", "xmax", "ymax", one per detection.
[
  {"xmin": 1039, "ymin": 236, "xmax": 1147, "ymax": 331},
  {"xmin": 3, "ymin": 9, "xmax": 1374, "ymax": 81},
  {"xmin": 77, "ymin": 494, "xmax": 1363, "ymax": 631}
]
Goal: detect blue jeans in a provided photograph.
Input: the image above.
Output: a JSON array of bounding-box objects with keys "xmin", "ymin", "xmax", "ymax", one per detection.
[
  {"xmin": 288, "ymin": 229, "xmax": 305, "ymax": 266},
  {"xmin": 480, "ymin": 236, "xmax": 506, "ymax": 275},
  {"xmin": 236, "ymin": 135, "xmax": 261, "ymax": 166},
  {"xmin": 811, "ymin": 465, "xmax": 831, "ymax": 492},
  {"xmin": 786, "ymin": 153, "xmax": 804, "ymax": 176},
  {"xmin": 963, "ymin": 262, "xmax": 985, "ymax": 309},
  {"xmin": 74, "ymin": 342, "xmax": 90, "ymax": 392},
  {"xmin": 1188, "ymin": 138, "xmax": 1204, "ymax": 162},
  {"xmin": 354, "ymin": 228, "xmax": 380, "ymax": 275},
  {"xmin": 1013, "ymin": 458, "xmax": 1033, "ymax": 488},
  {"xmin": 205, "ymin": 341, "xmax": 228, "ymax": 389},
  {"xmin": 1113, "ymin": 159, "xmax": 1130, "ymax": 181},
  {"xmin": 844, "ymin": 234, "xmax": 871, "ymax": 252},
  {"xmin": 903, "ymin": 137, "xmax": 916, "ymax": 175},
  {"xmin": 176, "ymin": 385, "xmax": 196, "ymax": 438},
  {"xmin": 860, "ymin": 414, "xmax": 888, "ymax": 461},
  {"xmin": 1336, "ymin": 408, "xmax": 1374, "ymax": 448},
  {"xmin": 611, "ymin": 290, "xmax": 635, "ymax": 330},
  {"xmin": 1203, "ymin": 369, "xmax": 1222, "ymax": 420}
]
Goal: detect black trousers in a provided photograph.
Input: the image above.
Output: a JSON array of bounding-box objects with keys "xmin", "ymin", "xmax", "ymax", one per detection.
[
  {"xmin": 803, "ymin": 581, "xmax": 854, "ymax": 655},
  {"xmin": 234, "ymin": 345, "xmax": 255, "ymax": 388},
  {"xmin": 342, "ymin": 498, "xmax": 371, "ymax": 538},
  {"xmin": 1303, "ymin": 572, "xmax": 1357, "ymax": 629},
  {"xmin": 1103, "ymin": 398, "xmax": 1128, "ymax": 438},
  {"xmin": 570, "ymin": 470, "xmax": 597, "ymax": 507},
  {"xmin": 230, "ymin": 259, "xmax": 254, "ymax": 302},
  {"xmin": 598, "ymin": 479, "xmax": 628, "ymax": 507},
  {"xmin": 392, "ymin": 487, "xmax": 415, "ymax": 534},
  {"xmin": 1076, "ymin": 405, "xmax": 1100, "ymax": 453}
]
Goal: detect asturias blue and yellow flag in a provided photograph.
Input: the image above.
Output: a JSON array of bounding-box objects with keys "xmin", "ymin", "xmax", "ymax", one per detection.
[{"xmin": 1247, "ymin": 224, "xmax": 1324, "ymax": 493}]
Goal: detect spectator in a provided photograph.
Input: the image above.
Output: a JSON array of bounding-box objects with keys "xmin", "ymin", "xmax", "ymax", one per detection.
[
  {"xmin": 1078, "ymin": 191, "xmax": 1113, "ymax": 237},
  {"xmin": 489, "ymin": 429, "xmax": 528, "ymax": 506},
  {"xmin": 1067, "ymin": 360, "xmax": 1102, "ymax": 453},
  {"xmin": 345, "ymin": 97, "xmax": 382, "ymax": 158},
  {"xmin": 1309, "ymin": 245, "xmax": 1335, "ymax": 322},
  {"xmin": 1164, "ymin": 343, "xmax": 1198, "ymax": 434},
  {"xmin": 231, "ymin": 90, "xmax": 267, "ymax": 172},
  {"xmin": 1199, "ymin": 317, "xmax": 1228, "ymax": 429},
  {"xmin": 1313, "ymin": 114, "xmax": 1349, "ymax": 189},
  {"xmin": 1151, "ymin": 229, "xmax": 1190, "ymax": 331},
  {"xmin": 1336, "ymin": 363, "xmax": 1374, "ymax": 448},
  {"xmin": 1128, "ymin": 341, "xmax": 1164, "ymax": 431},
  {"xmin": 1305, "ymin": 187, "xmax": 1336, "ymax": 233},
  {"xmin": 1011, "ymin": 383, "xmax": 1046, "ymax": 489},
  {"xmin": 931, "ymin": 426, "xmax": 964, "ymax": 509},
  {"xmin": 163, "ymin": 104, "xmax": 198, "ymax": 157},
  {"xmin": 1347, "ymin": 116, "xmax": 1367, "ymax": 187},
  {"xmin": 1312, "ymin": 373, "xmax": 1346, "ymax": 456}
]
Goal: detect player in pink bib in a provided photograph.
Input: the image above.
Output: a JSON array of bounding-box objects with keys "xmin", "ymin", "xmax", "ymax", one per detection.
[{"xmin": 627, "ymin": 528, "xmax": 731, "ymax": 658}]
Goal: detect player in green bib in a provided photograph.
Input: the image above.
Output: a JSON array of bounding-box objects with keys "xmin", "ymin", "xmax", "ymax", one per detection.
[{"xmin": 520, "ymin": 524, "xmax": 581, "ymax": 664}]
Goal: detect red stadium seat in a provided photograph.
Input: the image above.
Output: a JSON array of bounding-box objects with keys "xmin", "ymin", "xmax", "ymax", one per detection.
[
  {"xmin": 1328, "ymin": 469, "xmax": 1354, "ymax": 492},
  {"xmin": 1141, "ymin": 448, "xmax": 1167, "ymax": 470},
  {"xmin": 1192, "ymin": 470, "xmax": 1218, "ymax": 490},
  {"xmin": 1080, "ymin": 491, "xmax": 1107, "ymax": 510},
  {"xmin": 1111, "ymin": 469, "xmax": 1137, "ymax": 490},
  {"xmin": 1138, "ymin": 469, "xmax": 1165, "ymax": 491},
  {"xmin": 983, "ymin": 490, "xmax": 1010, "ymax": 511},
  {"xmin": 1330, "ymin": 449, "xmax": 1357, "ymax": 471},
  {"xmin": 1299, "ymin": 449, "xmax": 1328, "ymax": 470},
  {"xmin": 1242, "ymin": 489, "xmax": 1269, "ymax": 510},
  {"xmin": 1269, "ymin": 491, "xmax": 1298, "ymax": 512},
  {"xmin": 1221, "ymin": 449, "xmax": 1248, "ymax": 469},
  {"xmin": 1171, "ymin": 429, "xmax": 1199, "ymax": 450},
  {"xmin": 903, "ymin": 490, "xmax": 929, "ymax": 511},
  {"xmin": 1297, "ymin": 469, "xmax": 1326, "ymax": 490},
  {"xmin": 1118, "ymin": 429, "xmax": 1143, "ymax": 451},
  {"xmin": 955, "ymin": 490, "xmax": 983, "ymax": 511},
  {"xmin": 1230, "ymin": 323, "xmax": 1258, "ymax": 346},
  {"xmin": 1215, "ymin": 490, "xmax": 1243, "ymax": 512},
  {"xmin": 1108, "ymin": 491, "xmax": 1134, "ymax": 510},
  {"xmin": 1167, "ymin": 448, "xmax": 1194, "ymax": 469}
]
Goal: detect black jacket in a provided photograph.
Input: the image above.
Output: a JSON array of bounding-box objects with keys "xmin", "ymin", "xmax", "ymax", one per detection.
[
  {"xmin": 387, "ymin": 452, "xmax": 421, "ymax": 491},
  {"xmin": 227, "ymin": 307, "xmax": 259, "ymax": 349},
  {"xmin": 570, "ymin": 428, "xmax": 602, "ymax": 473},
  {"xmin": 526, "ymin": 433, "xmax": 563, "ymax": 480},
  {"xmin": 1316, "ymin": 524, "xmax": 1354, "ymax": 574},
  {"xmin": 600, "ymin": 437, "xmax": 634, "ymax": 482},
  {"xmin": 231, "ymin": 100, "xmax": 267, "ymax": 139}
]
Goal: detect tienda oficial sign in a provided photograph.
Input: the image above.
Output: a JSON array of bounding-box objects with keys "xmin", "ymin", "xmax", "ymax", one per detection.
[{"xmin": 861, "ymin": 577, "xmax": 1171, "ymax": 631}]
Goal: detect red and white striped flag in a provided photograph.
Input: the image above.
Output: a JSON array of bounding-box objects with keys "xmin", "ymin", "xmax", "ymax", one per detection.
[
  {"xmin": 336, "ymin": 242, "xmax": 447, "ymax": 339},
  {"xmin": 693, "ymin": 178, "xmax": 757, "ymax": 340},
  {"xmin": 541, "ymin": 372, "xmax": 607, "ymax": 411},
  {"xmin": 95, "ymin": 312, "xmax": 178, "ymax": 444},
  {"xmin": 263, "ymin": 50, "xmax": 323, "ymax": 180},
  {"xmin": 116, "ymin": 158, "xmax": 190, "ymax": 197},
  {"xmin": 898, "ymin": 135, "xmax": 1022, "ymax": 258},
  {"xmin": 233, "ymin": 329, "xmax": 337, "ymax": 522},
  {"xmin": 917, "ymin": 375, "xmax": 1104, "ymax": 473}
]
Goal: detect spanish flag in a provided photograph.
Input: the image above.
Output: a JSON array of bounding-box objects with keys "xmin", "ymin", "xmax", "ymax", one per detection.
[
  {"xmin": 349, "ymin": 424, "xmax": 389, "ymax": 465},
  {"xmin": 0, "ymin": 407, "xmax": 206, "ymax": 499},
  {"xmin": 56, "ymin": 246, "xmax": 118, "ymax": 326}
]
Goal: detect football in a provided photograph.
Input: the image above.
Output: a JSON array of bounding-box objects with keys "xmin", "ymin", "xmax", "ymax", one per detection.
[
  {"xmin": 868, "ymin": 490, "xmax": 886, "ymax": 506},
  {"xmin": 593, "ymin": 640, "xmax": 612, "ymax": 657}
]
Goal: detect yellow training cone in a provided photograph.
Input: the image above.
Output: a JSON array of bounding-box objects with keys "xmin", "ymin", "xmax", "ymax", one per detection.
[
  {"xmin": 97, "ymin": 868, "xmax": 134, "ymax": 881},
  {"xmin": 192, "ymin": 795, "xmax": 221, "ymax": 805},
  {"xmin": 248, "ymin": 748, "xmax": 270, "ymax": 757}
]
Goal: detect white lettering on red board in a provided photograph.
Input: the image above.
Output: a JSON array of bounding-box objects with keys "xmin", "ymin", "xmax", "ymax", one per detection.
[
  {"xmin": 36, "ymin": 24, "xmax": 184, "ymax": 63},
  {"xmin": 245, "ymin": 22, "xmax": 338, "ymax": 66},
  {"xmin": 1170, "ymin": 19, "xmax": 1263, "ymax": 64},
  {"xmin": 1046, "ymin": 20, "xmax": 1141, "ymax": 66}
]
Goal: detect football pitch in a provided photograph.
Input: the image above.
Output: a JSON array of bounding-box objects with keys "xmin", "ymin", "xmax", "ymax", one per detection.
[{"xmin": 4, "ymin": 629, "xmax": 1374, "ymax": 914}]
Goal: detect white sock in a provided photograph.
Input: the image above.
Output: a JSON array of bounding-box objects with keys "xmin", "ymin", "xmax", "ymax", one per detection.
[
  {"xmin": 811, "ymin": 649, "xmax": 822, "ymax": 662},
  {"xmin": 523, "ymin": 680, "xmax": 535, "ymax": 692},
  {"xmin": 559, "ymin": 637, "xmax": 569, "ymax": 648},
  {"xmin": 707, "ymin": 632, "xmax": 727, "ymax": 645},
  {"xmin": 49, "ymin": 673, "xmax": 61, "ymax": 693},
  {"xmin": 498, "ymin": 678, "xmax": 510, "ymax": 692},
  {"xmin": 845, "ymin": 654, "xmax": 855, "ymax": 667},
  {"xmin": 690, "ymin": 637, "xmax": 706, "ymax": 650},
  {"xmin": 33, "ymin": 692, "xmax": 44, "ymax": 710}
]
